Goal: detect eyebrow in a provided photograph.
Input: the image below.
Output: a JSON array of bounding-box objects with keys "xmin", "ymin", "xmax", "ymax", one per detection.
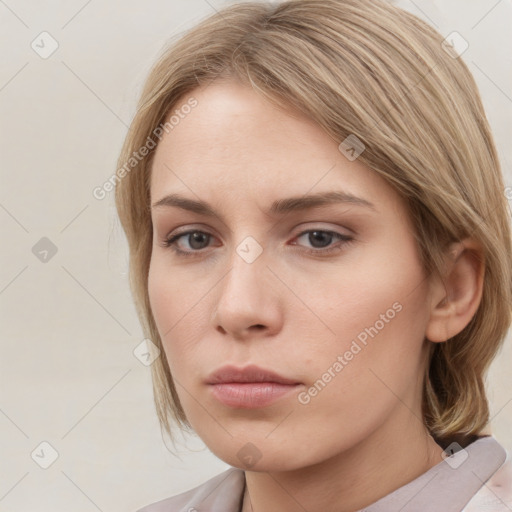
[{"xmin": 151, "ymin": 190, "xmax": 376, "ymax": 217}]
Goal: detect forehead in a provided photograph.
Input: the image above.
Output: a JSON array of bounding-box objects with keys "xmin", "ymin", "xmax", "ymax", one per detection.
[{"xmin": 149, "ymin": 80, "xmax": 402, "ymax": 215}]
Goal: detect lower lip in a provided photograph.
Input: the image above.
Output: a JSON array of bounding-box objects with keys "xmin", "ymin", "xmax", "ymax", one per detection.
[{"xmin": 209, "ymin": 382, "xmax": 300, "ymax": 408}]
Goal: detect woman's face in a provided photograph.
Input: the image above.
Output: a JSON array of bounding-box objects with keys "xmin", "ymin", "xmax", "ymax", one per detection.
[{"xmin": 148, "ymin": 80, "xmax": 435, "ymax": 471}]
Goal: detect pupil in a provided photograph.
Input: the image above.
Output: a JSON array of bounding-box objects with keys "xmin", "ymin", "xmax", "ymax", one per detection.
[{"xmin": 310, "ymin": 231, "xmax": 331, "ymax": 248}]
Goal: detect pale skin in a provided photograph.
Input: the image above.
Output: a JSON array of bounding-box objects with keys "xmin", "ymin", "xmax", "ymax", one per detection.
[{"xmin": 148, "ymin": 80, "xmax": 485, "ymax": 512}]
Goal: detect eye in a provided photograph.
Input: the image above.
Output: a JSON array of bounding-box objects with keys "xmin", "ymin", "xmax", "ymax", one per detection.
[
  {"xmin": 292, "ymin": 229, "xmax": 354, "ymax": 255},
  {"xmin": 162, "ymin": 230, "xmax": 214, "ymax": 257},
  {"xmin": 161, "ymin": 228, "xmax": 354, "ymax": 258}
]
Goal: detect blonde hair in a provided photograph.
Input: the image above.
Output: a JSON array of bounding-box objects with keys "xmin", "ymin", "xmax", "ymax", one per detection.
[{"xmin": 115, "ymin": 0, "xmax": 512, "ymax": 448}]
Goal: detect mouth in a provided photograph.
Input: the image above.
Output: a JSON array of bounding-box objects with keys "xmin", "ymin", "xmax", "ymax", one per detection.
[{"xmin": 205, "ymin": 364, "xmax": 302, "ymax": 409}]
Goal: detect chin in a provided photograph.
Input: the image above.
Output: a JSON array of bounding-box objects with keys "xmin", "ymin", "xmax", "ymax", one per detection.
[
  {"xmin": 202, "ymin": 434, "xmax": 334, "ymax": 473},
  {"xmin": 221, "ymin": 452, "xmax": 306, "ymax": 473}
]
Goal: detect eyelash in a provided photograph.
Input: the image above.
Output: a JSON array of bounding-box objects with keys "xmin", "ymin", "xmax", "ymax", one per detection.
[{"xmin": 161, "ymin": 229, "xmax": 354, "ymax": 258}]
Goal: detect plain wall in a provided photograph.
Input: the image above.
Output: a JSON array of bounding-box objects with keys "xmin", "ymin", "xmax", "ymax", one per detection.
[{"xmin": 0, "ymin": 0, "xmax": 511, "ymax": 510}]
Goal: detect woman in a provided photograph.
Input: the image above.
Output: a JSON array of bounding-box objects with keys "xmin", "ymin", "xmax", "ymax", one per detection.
[{"xmin": 114, "ymin": 0, "xmax": 512, "ymax": 510}]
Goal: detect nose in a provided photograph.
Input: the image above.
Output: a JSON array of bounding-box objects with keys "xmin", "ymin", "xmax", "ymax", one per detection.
[{"xmin": 211, "ymin": 243, "xmax": 283, "ymax": 341}]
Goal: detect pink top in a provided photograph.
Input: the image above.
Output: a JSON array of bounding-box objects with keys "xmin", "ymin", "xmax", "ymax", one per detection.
[{"xmin": 137, "ymin": 436, "xmax": 511, "ymax": 511}]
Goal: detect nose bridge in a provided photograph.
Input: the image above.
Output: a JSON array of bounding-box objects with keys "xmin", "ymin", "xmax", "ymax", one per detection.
[
  {"xmin": 221, "ymin": 235, "xmax": 267, "ymax": 306},
  {"xmin": 212, "ymin": 235, "xmax": 279, "ymax": 335}
]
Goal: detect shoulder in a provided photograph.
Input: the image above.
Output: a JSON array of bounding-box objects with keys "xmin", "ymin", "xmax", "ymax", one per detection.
[
  {"xmin": 462, "ymin": 451, "xmax": 512, "ymax": 511},
  {"xmin": 136, "ymin": 468, "xmax": 245, "ymax": 512}
]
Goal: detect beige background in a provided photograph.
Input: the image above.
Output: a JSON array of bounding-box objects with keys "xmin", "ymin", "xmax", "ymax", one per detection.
[{"xmin": 0, "ymin": 0, "xmax": 511, "ymax": 511}]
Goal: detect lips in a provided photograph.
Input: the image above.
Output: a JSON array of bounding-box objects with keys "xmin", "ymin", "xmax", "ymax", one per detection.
[
  {"xmin": 205, "ymin": 364, "xmax": 302, "ymax": 408},
  {"xmin": 206, "ymin": 364, "xmax": 300, "ymax": 385}
]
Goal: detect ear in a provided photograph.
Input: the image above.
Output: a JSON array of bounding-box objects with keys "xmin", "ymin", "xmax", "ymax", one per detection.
[{"xmin": 425, "ymin": 238, "xmax": 485, "ymax": 343}]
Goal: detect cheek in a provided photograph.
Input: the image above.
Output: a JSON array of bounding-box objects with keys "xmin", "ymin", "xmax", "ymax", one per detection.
[
  {"xmin": 303, "ymin": 241, "xmax": 426, "ymax": 345},
  {"xmin": 147, "ymin": 257, "xmax": 205, "ymax": 376},
  {"xmin": 297, "ymin": 240, "xmax": 429, "ymax": 402}
]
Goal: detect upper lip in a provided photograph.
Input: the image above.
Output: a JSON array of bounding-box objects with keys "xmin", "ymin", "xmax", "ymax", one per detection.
[{"xmin": 206, "ymin": 364, "xmax": 301, "ymax": 385}]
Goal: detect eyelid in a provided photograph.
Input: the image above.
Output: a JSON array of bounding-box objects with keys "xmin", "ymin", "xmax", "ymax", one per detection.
[
  {"xmin": 293, "ymin": 221, "xmax": 355, "ymax": 236},
  {"xmin": 164, "ymin": 221, "xmax": 354, "ymax": 239},
  {"xmin": 160, "ymin": 223, "xmax": 219, "ymax": 244}
]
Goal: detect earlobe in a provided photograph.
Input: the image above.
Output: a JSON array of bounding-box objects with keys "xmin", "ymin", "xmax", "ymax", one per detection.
[{"xmin": 425, "ymin": 239, "xmax": 485, "ymax": 343}]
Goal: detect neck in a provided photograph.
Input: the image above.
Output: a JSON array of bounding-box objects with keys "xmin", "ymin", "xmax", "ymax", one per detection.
[{"xmin": 241, "ymin": 412, "xmax": 444, "ymax": 512}]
